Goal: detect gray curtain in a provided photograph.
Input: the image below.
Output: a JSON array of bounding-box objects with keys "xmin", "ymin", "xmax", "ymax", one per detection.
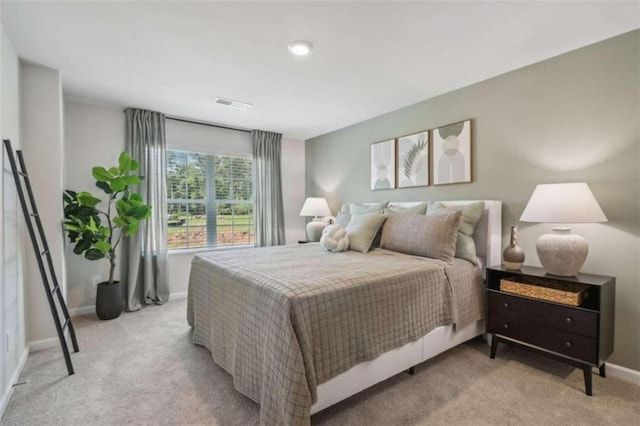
[
  {"xmin": 123, "ymin": 108, "xmax": 170, "ymax": 311},
  {"xmin": 252, "ymin": 130, "xmax": 285, "ymax": 247}
]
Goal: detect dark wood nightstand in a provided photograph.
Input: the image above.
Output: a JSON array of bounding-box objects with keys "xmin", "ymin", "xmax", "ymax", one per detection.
[{"xmin": 486, "ymin": 265, "xmax": 615, "ymax": 396}]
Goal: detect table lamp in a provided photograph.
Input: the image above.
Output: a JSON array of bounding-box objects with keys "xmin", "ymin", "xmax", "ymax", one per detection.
[
  {"xmin": 520, "ymin": 182, "xmax": 607, "ymax": 276},
  {"xmin": 299, "ymin": 197, "xmax": 332, "ymax": 242}
]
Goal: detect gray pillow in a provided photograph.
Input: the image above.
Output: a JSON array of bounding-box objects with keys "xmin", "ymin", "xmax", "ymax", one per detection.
[
  {"xmin": 350, "ymin": 202, "xmax": 389, "ymax": 214},
  {"xmin": 334, "ymin": 212, "xmax": 351, "ymax": 227},
  {"xmin": 385, "ymin": 202, "xmax": 428, "ymax": 215},
  {"xmin": 427, "ymin": 201, "xmax": 485, "ymax": 264},
  {"xmin": 380, "ymin": 211, "xmax": 462, "ymax": 263},
  {"xmin": 345, "ymin": 214, "xmax": 387, "ymax": 253}
]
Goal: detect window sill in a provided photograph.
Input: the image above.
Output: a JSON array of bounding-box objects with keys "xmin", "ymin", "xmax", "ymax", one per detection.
[{"xmin": 168, "ymin": 244, "xmax": 255, "ymax": 256}]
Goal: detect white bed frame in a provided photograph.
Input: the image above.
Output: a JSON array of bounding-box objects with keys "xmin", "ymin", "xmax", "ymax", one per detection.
[{"xmin": 311, "ymin": 200, "xmax": 502, "ymax": 414}]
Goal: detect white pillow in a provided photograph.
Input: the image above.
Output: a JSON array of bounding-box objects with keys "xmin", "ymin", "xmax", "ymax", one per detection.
[{"xmin": 320, "ymin": 224, "xmax": 349, "ymax": 252}]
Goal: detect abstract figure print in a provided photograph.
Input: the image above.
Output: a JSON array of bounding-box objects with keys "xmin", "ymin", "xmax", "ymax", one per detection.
[
  {"xmin": 433, "ymin": 120, "xmax": 472, "ymax": 185},
  {"xmin": 370, "ymin": 139, "xmax": 395, "ymax": 190}
]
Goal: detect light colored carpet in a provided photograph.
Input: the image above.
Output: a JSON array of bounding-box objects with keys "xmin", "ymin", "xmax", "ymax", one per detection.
[{"xmin": 2, "ymin": 299, "xmax": 638, "ymax": 425}]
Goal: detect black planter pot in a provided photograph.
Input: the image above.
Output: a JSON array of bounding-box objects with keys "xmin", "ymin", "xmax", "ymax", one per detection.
[{"xmin": 96, "ymin": 281, "xmax": 123, "ymax": 320}]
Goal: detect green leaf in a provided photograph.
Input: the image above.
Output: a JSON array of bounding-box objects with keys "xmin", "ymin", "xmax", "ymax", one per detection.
[
  {"xmin": 109, "ymin": 177, "xmax": 127, "ymax": 192},
  {"xmin": 122, "ymin": 175, "xmax": 140, "ymax": 186},
  {"xmin": 95, "ymin": 181, "xmax": 113, "ymax": 194},
  {"xmin": 130, "ymin": 159, "xmax": 140, "ymax": 171},
  {"xmin": 119, "ymin": 151, "xmax": 133, "ymax": 174},
  {"xmin": 94, "ymin": 240, "xmax": 111, "ymax": 255},
  {"xmin": 125, "ymin": 219, "xmax": 139, "ymax": 236},
  {"xmin": 113, "ymin": 216, "xmax": 128, "ymax": 227},
  {"xmin": 108, "ymin": 167, "xmax": 120, "ymax": 176},
  {"xmin": 129, "ymin": 205, "xmax": 151, "ymax": 221},
  {"xmin": 73, "ymin": 232, "xmax": 93, "ymax": 255},
  {"xmin": 77, "ymin": 192, "xmax": 101, "ymax": 207},
  {"xmin": 116, "ymin": 199, "xmax": 131, "ymax": 213},
  {"xmin": 86, "ymin": 216, "xmax": 99, "ymax": 233},
  {"xmin": 84, "ymin": 248, "xmax": 105, "ymax": 261},
  {"xmin": 63, "ymin": 224, "xmax": 82, "ymax": 233},
  {"xmin": 129, "ymin": 193, "xmax": 143, "ymax": 203},
  {"xmin": 92, "ymin": 166, "xmax": 113, "ymax": 182}
]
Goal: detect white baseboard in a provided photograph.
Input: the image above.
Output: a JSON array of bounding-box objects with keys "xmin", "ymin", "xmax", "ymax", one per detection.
[
  {"xmin": 28, "ymin": 336, "xmax": 61, "ymax": 352},
  {"xmin": 68, "ymin": 305, "xmax": 94, "ymax": 317},
  {"xmin": 169, "ymin": 292, "xmax": 187, "ymax": 300},
  {"xmin": 67, "ymin": 292, "xmax": 186, "ymax": 317},
  {"xmin": 604, "ymin": 362, "xmax": 640, "ymax": 386},
  {"xmin": 0, "ymin": 347, "xmax": 29, "ymax": 419}
]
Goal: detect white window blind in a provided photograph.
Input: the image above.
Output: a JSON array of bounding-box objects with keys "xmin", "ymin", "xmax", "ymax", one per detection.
[{"xmin": 167, "ymin": 150, "xmax": 253, "ymax": 250}]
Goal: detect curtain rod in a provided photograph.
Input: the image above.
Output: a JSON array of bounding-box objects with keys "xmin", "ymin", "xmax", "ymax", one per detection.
[
  {"xmin": 166, "ymin": 117, "xmax": 251, "ymax": 134},
  {"xmin": 123, "ymin": 111, "xmax": 251, "ymax": 134}
]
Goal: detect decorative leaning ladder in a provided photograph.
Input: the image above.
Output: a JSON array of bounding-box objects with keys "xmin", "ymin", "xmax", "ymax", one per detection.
[{"xmin": 3, "ymin": 139, "xmax": 79, "ymax": 375}]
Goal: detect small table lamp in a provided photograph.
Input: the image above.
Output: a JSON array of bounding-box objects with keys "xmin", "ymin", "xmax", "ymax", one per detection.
[
  {"xmin": 299, "ymin": 197, "xmax": 332, "ymax": 242},
  {"xmin": 520, "ymin": 182, "xmax": 607, "ymax": 276}
]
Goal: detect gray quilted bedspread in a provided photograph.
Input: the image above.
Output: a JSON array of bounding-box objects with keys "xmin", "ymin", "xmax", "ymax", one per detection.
[{"xmin": 187, "ymin": 243, "xmax": 483, "ymax": 425}]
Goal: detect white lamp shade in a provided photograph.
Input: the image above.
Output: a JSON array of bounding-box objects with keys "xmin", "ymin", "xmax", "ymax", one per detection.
[
  {"xmin": 520, "ymin": 183, "xmax": 607, "ymax": 223},
  {"xmin": 299, "ymin": 197, "xmax": 332, "ymax": 217}
]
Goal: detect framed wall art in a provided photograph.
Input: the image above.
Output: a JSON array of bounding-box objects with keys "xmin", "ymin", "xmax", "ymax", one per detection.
[
  {"xmin": 370, "ymin": 139, "xmax": 395, "ymax": 190},
  {"xmin": 397, "ymin": 130, "xmax": 429, "ymax": 188},
  {"xmin": 432, "ymin": 119, "xmax": 472, "ymax": 185}
]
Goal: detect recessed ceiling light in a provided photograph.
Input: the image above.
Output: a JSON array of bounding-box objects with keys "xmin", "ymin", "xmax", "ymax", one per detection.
[
  {"xmin": 287, "ymin": 40, "xmax": 312, "ymax": 56},
  {"xmin": 213, "ymin": 97, "xmax": 252, "ymax": 111}
]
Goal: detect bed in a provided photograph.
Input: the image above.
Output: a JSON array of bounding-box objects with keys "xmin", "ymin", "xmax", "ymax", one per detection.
[{"xmin": 187, "ymin": 200, "xmax": 501, "ymax": 425}]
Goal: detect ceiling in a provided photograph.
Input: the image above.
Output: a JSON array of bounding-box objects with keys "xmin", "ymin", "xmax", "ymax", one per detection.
[{"xmin": 3, "ymin": 1, "xmax": 639, "ymax": 140}]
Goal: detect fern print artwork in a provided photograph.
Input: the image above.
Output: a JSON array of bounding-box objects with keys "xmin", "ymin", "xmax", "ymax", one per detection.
[{"xmin": 398, "ymin": 131, "xmax": 429, "ymax": 188}]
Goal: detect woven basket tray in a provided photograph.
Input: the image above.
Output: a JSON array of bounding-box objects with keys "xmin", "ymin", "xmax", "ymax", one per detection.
[{"xmin": 500, "ymin": 276, "xmax": 588, "ymax": 306}]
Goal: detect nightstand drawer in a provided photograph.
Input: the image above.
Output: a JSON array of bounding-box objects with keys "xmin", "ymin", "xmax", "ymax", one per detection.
[
  {"xmin": 488, "ymin": 312, "xmax": 598, "ymax": 363},
  {"xmin": 488, "ymin": 291, "xmax": 597, "ymax": 338}
]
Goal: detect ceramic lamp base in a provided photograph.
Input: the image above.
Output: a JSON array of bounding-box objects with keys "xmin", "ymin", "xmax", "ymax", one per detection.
[
  {"xmin": 306, "ymin": 219, "xmax": 325, "ymax": 242},
  {"xmin": 536, "ymin": 227, "xmax": 588, "ymax": 276}
]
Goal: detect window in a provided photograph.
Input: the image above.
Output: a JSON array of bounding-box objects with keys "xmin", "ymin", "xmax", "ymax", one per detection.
[{"xmin": 167, "ymin": 150, "xmax": 253, "ymax": 250}]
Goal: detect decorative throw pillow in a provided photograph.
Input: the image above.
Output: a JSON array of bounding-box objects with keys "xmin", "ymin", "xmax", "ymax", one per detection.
[
  {"xmin": 345, "ymin": 214, "xmax": 387, "ymax": 253},
  {"xmin": 334, "ymin": 212, "xmax": 352, "ymax": 227},
  {"xmin": 427, "ymin": 201, "xmax": 485, "ymax": 265},
  {"xmin": 320, "ymin": 224, "xmax": 349, "ymax": 252},
  {"xmin": 380, "ymin": 211, "xmax": 462, "ymax": 263},
  {"xmin": 385, "ymin": 202, "xmax": 428, "ymax": 215},
  {"xmin": 350, "ymin": 201, "xmax": 389, "ymax": 214}
]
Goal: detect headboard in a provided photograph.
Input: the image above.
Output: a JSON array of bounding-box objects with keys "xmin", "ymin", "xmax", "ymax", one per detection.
[{"xmin": 340, "ymin": 200, "xmax": 502, "ymax": 268}]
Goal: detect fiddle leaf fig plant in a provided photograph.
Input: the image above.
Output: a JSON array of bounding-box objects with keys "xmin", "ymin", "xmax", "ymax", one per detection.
[{"xmin": 63, "ymin": 152, "xmax": 152, "ymax": 285}]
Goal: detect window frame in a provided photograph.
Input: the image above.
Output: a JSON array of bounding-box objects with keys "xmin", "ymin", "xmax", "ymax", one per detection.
[{"xmin": 166, "ymin": 149, "xmax": 254, "ymax": 251}]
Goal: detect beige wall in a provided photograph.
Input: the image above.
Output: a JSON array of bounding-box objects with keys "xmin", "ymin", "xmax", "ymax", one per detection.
[
  {"xmin": 0, "ymin": 19, "xmax": 28, "ymax": 414},
  {"xmin": 20, "ymin": 62, "xmax": 65, "ymax": 344},
  {"xmin": 64, "ymin": 101, "xmax": 125, "ymax": 312},
  {"xmin": 306, "ymin": 30, "xmax": 640, "ymax": 370}
]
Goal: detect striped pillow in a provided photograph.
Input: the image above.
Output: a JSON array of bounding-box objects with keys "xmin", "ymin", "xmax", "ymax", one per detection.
[{"xmin": 380, "ymin": 211, "xmax": 462, "ymax": 263}]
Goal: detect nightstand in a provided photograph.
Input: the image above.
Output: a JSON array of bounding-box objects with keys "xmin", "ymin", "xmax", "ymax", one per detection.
[{"xmin": 486, "ymin": 265, "xmax": 615, "ymax": 396}]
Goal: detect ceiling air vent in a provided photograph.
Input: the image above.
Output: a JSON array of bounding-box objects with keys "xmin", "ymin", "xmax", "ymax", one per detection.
[{"xmin": 213, "ymin": 97, "xmax": 253, "ymax": 111}]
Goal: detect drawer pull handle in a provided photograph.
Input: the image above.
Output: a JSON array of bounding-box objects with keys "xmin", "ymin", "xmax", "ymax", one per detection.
[
  {"xmin": 503, "ymin": 323, "xmax": 509, "ymax": 330},
  {"xmin": 503, "ymin": 302, "xmax": 510, "ymax": 308},
  {"xmin": 566, "ymin": 317, "xmax": 573, "ymax": 324},
  {"xmin": 565, "ymin": 341, "xmax": 573, "ymax": 348}
]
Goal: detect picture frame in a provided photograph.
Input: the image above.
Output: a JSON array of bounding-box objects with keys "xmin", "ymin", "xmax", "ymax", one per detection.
[
  {"xmin": 396, "ymin": 130, "xmax": 429, "ymax": 188},
  {"xmin": 432, "ymin": 119, "xmax": 472, "ymax": 185},
  {"xmin": 370, "ymin": 139, "xmax": 395, "ymax": 190}
]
